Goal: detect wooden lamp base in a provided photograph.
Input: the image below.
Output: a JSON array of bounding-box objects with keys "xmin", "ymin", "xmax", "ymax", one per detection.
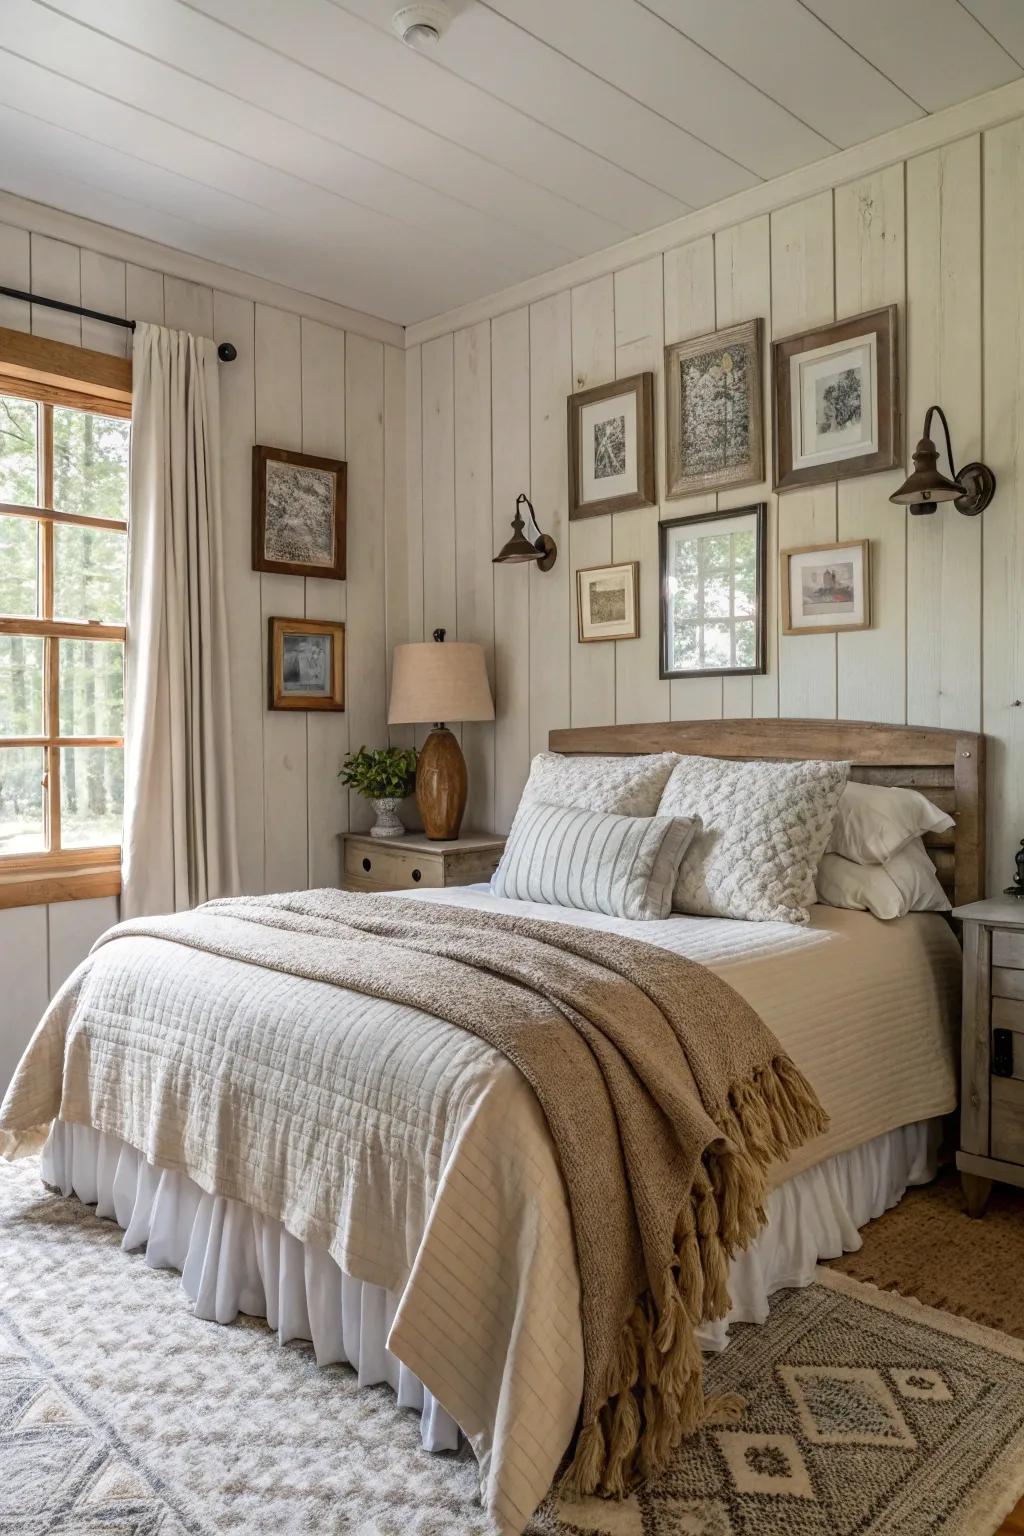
[{"xmin": 416, "ymin": 726, "xmax": 467, "ymax": 840}]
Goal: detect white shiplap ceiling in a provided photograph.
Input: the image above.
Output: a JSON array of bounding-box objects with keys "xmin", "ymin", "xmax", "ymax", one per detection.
[{"xmin": 0, "ymin": 0, "xmax": 1021, "ymax": 327}]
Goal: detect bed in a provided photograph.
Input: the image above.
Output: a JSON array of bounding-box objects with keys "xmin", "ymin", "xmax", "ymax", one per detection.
[{"xmin": 0, "ymin": 718, "xmax": 982, "ymax": 1536}]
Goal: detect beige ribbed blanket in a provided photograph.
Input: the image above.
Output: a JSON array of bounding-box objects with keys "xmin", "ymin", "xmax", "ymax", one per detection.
[{"xmin": 0, "ymin": 890, "xmax": 826, "ymax": 1501}]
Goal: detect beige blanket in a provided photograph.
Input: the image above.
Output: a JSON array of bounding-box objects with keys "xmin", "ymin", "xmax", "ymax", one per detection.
[{"xmin": 0, "ymin": 889, "xmax": 826, "ymax": 1498}]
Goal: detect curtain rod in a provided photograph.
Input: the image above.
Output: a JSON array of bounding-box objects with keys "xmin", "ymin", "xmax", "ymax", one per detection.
[{"xmin": 0, "ymin": 286, "xmax": 238, "ymax": 362}]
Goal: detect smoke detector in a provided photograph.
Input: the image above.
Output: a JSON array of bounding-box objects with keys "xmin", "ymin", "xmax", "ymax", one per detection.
[{"xmin": 391, "ymin": 2, "xmax": 451, "ymax": 48}]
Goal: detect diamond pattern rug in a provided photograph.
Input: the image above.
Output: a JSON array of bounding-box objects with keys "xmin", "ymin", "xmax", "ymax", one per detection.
[{"xmin": 4, "ymin": 1155, "xmax": 1024, "ymax": 1535}]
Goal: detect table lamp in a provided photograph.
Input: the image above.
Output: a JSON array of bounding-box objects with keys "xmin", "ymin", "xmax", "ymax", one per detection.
[{"xmin": 388, "ymin": 629, "xmax": 495, "ymax": 839}]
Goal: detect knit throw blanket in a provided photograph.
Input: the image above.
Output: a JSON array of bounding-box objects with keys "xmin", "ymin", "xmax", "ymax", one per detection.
[{"xmin": 0, "ymin": 890, "xmax": 827, "ymax": 1495}]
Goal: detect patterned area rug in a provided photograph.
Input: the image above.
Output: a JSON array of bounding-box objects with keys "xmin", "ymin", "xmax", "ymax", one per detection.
[{"xmin": 4, "ymin": 1156, "xmax": 1024, "ymax": 1536}]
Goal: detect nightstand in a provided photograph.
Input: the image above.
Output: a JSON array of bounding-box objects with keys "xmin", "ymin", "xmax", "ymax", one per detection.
[
  {"xmin": 339, "ymin": 831, "xmax": 506, "ymax": 894},
  {"xmin": 953, "ymin": 896, "xmax": 1024, "ymax": 1217}
]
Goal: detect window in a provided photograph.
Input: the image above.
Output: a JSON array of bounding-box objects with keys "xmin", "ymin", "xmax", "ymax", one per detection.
[{"xmin": 0, "ymin": 341, "xmax": 131, "ymax": 905}]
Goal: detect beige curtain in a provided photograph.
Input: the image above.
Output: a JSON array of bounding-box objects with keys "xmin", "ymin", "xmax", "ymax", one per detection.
[{"xmin": 121, "ymin": 322, "xmax": 239, "ymax": 917}]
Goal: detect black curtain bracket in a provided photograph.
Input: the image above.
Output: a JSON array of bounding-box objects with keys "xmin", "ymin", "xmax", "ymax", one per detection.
[{"xmin": 0, "ymin": 285, "xmax": 236, "ymax": 361}]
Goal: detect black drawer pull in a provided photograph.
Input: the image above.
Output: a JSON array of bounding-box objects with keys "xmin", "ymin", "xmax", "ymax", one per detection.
[
  {"xmin": 993, "ymin": 1028, "xmax": 1015, "ymax": 1077},
  {"xmin": 412, "ymin": 868, "xmax": 422, "ymax": 882},
  {"xmin": 362, "ymin": 857, "xmax": 372, "ymax": 873}
]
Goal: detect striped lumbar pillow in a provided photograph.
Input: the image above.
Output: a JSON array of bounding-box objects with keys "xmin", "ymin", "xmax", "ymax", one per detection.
[{"xmin": 491, "ymin": 800, "xmax": 698, "ymax": 920}]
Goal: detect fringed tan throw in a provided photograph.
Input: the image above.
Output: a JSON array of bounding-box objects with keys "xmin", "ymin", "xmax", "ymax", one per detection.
[{"xmin": 0, "ymin": 890, "xmax": 826, "ymax": 1496}]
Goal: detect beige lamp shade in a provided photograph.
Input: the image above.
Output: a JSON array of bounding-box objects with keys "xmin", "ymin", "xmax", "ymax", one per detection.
[{"xmin": 388, "ymin": 640, "xmax": 495, "ymax": 725}]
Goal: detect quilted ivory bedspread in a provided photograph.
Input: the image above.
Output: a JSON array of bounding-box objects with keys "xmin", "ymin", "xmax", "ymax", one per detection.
[{"xmin": 0, "ymin": 887, "xmax": 960, "ymax": 1536}]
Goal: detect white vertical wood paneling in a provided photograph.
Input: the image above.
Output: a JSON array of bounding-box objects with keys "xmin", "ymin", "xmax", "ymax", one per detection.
[
  {"xmin": 162, "ymin": 276, "xmax": 214, "ymax": 339},
  {"xmin": 491, "ymin": 307, "xmax": 532, "ymax": 831},
  {"xmin": 79, "ymin": 251, "xmax": 127, "ymax": 357},
  {"xmin": 125, "ymin": 264, "xmax": 165, "ymax": 327},
  {"xmin": 771, "ymin": 191, "xmax": 838, "ymax": 719},
  {"xmin": 528, "ymin": 291, "xmax": 572, "ymax": 758},
  {"xmin": 47, "ymin": 896, "xmax": 118, "ymax": 995},
  {"xmin": 384, "ymin": 343, "xmax": 412, "ymax": 755},
  {"xmin": 30, "ymin": 235, "xmax": 80, "ymax": 343},
  {"xmin": 613, "ymin": 256, "xmax": 669, "ymax": 724},
  {"xmin": 393, "ymin": 341, "xmax": 423, "ymax": 762},
  {"xmin": 454, "ymin": 321, "xmax": 495, "ymax": 833},
  {"xmin": 834, "ymin": 165, "xmax": 907, "ymax": 724},
  {"xmin": 569, "ymin": 274, "xmax": 616, "ymax": 728},
  {"xmin": 0, "ymin": 221, "xmax": 30, "ymax": 330},
  {"xmin": 0, "ymin": 906, "xmax": 48, "ymax": 1097},
  {"xmin": 906, "ymin": 137, "xmax": 983, "ymax": 730},
  {"xmin": 421, "ymin": 334, "xmax": 457, "ymax": 682},
  {"xmin": 345, "ymin": 333, "xmax": 387, "ymax": 832},
  {"xmin": 982, "ymin": 119, "xmax": 1024, "ymax": 891}
]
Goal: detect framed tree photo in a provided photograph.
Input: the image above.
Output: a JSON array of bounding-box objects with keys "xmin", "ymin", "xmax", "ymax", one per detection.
[
  {"xmin": 253, "ymin": 445, "xmax": 347, "ymax": 580},
  {"xmin": 268, "ymin": 617, "xmax": 345, "ymax": 711},
  {"xmin": 665, "ymin": 319, "xmax": 764, "ymax": 499},
  {"xmin": 772, "ymin": 305, "xmax": 900, "ymax": 492},
  {"xmin": 567, "ymin": 373, "xmax": 656, "ymax": 519}
]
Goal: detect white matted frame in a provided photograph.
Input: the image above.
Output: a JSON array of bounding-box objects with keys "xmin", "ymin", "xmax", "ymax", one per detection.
[
  {"xmin": 781, "ymin": 539, "xmax": 871, "ymax": 636},
  {"xmin": 576, "ymin": 561, "xmax": 640, "ymax": 643}
]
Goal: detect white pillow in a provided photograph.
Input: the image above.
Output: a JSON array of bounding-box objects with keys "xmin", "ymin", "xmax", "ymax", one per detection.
[
  {"xmin": 657, "ymin": 754, "xmax": 849, "ymax": 925},
  {"xmin": 817, "ymin": 838, "xmax": 951, "ymax": 920},
  {"xmin": 828, "ymin": 780, "xmax": 954, "ymax": 865},
  {"xmin": 518, "ymin": 751, "xmax": 679, "ymax": 816},
  {"xmin": 491, "ymin": 801, "xmax": 698, "ymax": 920}
]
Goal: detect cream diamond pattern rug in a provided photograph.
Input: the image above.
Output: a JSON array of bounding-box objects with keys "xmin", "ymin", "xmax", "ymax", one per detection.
[{"xmin": 4, "ymin": 1156, "xmax": 1024, "ymax": 1535}]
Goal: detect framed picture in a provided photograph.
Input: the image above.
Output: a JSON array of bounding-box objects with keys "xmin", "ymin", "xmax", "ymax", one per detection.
[
  {"xmin": 268, "ymin": 617, "xmax": 345, "ymax": 711},
  {"xmin": 576, "ymin": 561, "xmax": 640, "ymax": 643},
  {"xmin": 253, "ymin": 445, "xmax": 347, "ymax": 580},
  {"xmin": 772, "ymin": 305, "xmax": 900, "ymax": 492},
  {"xmin": 659, "ymin": 505, "xmax": 766, "ymax": 679},
  {"xmin": 665, "ymin": 319, "xmax": 764, "ymax": 499},
  {"xmin": 567, "ymin": 373, "xmax": 655, "ymax": 519},
  {"xmin": 781, "ymin": 539, "xmax": 870, "ymax": 636}
]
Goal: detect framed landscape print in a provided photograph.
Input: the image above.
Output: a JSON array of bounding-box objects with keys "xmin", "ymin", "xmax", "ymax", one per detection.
[
  {"xmin": 781, "ymin": 539, "xmax": 871, "ymax": 636},
  {"xmin": 268, "ymin": 617, "xmax": 345, "ymax": 711},
  {"xmin": 659, "ymin": 505, "xmax": 766, "ymax": 679},
  {"xmin": 772, "ymin": 306, "xmax": 900, "ymax": 491},
  {"xmin": 576, "ymin": 561, "xmax": 639, "ymax": 643},
  {"xmin": 253, "ymin": 445, "xmax": 347, "ymax": 580},
  {"xmin": 568, "ymin": 373, "xmax": 655, "ymax": 519},
  {"xmin": 665, "ymin": 319, "xmax": 764, "ymax": 499}
]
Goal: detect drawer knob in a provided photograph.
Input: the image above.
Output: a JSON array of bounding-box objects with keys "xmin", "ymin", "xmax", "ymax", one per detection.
[
  {"xmin": 362, "ymin": 857, "xmax": 372, "ymax": 872},
  {"xmin": 412, "ymin": 868, "xmax": 422, "ymax": 882}
]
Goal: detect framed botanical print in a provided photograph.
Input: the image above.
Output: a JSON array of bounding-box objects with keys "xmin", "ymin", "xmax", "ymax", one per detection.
[
  {"xmin": 772, "ymin": 305, "xmax": 900, "ymax": 492},
  {"xmin": 268, "ymin": 617, "xmax": 345, "ymax": 711},
  {"xmin": 665, "ymin": 319, "xmax": 764, "ymax": 499},
  {"xmin": 781, "ymin": 539, "xmax": 871, "ymax": 636},
  {"xmin": 253, "ymin": 445, "xmax": 347, "ymax": 580},
  {"xmin": 576, "ymin": 561, "xmax": 639, "ymax": 643},
  {"xmin": 659, "ymin": 505, "xmax": 766, "ymax": 679},
  {"xmin": 567, "ymin": 373, "xmax": 655, "ymax": 519}
]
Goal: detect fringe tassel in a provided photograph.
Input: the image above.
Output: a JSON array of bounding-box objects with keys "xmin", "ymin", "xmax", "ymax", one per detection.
[{"xmin": 561, "ymin": 1054, "xmax": 827, "ymax": 1502}]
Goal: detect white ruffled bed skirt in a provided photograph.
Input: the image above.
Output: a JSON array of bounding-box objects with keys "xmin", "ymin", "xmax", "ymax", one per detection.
[{"xmin": 40, "ymin": 1117, "xmax": 939, "ymax": 1450}]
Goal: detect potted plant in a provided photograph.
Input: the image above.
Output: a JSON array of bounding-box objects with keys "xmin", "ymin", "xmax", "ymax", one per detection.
[{"xmin": 339, "ymin": 745, "xmax": 417, "ymax": 840}]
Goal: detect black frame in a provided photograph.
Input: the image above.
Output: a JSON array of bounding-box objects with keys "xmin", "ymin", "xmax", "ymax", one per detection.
[{"xmin": 659, "ymin": 503, "xmax": 768, "ymax": 680}]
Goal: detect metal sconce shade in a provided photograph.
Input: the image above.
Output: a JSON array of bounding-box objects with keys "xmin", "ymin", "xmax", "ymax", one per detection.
[
  {"xmin": 493, "ymin": 493, "xmax": 557, "ymax": 571},
  {"xmin": 889, "ymin": 405, "xmax": 996, "ymax": 517}
]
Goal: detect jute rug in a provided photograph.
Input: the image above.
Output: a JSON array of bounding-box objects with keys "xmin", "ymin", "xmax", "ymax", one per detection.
[
  {"xmin": 4, "ymin": 1156, "xmax": 1024, "ymax": 1536},
  {"xmin": 831, "ymin": 1167, "xmax": 1024, "ymax": 1339}
]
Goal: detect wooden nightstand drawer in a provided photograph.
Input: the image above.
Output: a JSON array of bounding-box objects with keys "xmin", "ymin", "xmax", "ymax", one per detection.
[
  {"xmin": 992, "ymin": 967, "xmax": 1024, "ymax": 1001},
  {"xmin": 992, "ymin": 1076, "xmax": 1024, "ymax": 1164},
  {"xmin": 343, "ymin": 841, "xmax": 442, "ymax": 890},
  {"xmin": 992, "ymin": 929, "xmax": 1024, "ymax": 969},
  {"xmin": 339, "ymin": 832, "xmax": 506, "ymax": 894}
]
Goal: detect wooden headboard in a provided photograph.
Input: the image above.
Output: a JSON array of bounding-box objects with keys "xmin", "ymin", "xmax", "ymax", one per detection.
[{"xmin": 548, "ymin": 719, "xmax": 986, "ymax": 908}]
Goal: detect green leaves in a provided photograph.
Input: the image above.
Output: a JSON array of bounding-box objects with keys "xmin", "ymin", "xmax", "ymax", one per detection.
[{"xmin": 339, "ymin": 745, "xmax": 417, "ymax": 801}]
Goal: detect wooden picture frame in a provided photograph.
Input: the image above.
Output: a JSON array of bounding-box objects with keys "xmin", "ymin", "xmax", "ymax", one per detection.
[
  {"xmin": 268, "ymin": 617, "xmax": 345, "ymax": 711},
  {"xmin": 772, "ymin": 305, "xmax": 900, "ymax": 492},
  {"xmin": 253, "ymin": 444, "xmax": 347, "ymax": 580},
  {"xmin": 576, "ymin": 561, "xmax": 640, "ymax": 643},
  {"xmin": 567, "ymin": 372, "xmax": 656, "ymax": 520},
  {"xmin": 665, "ymin": 318, "xmax": 764, "ymax": 499},
  {"xmin": 659, "ymin": 504, "xmax": 767, "ymax": 679},
  {"xmin": 781, "ymin": 539, "xmax": 871, "ymax": 636}
]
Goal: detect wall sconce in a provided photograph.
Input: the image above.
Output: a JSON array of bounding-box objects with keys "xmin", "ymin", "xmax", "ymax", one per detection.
[
  {"xmin": 493, "ymin": 493, "xmax": 557, "ymax": 571},
  {"xmin": 889, "ymin": 405, "xmax": 996, "ymax": 516}
]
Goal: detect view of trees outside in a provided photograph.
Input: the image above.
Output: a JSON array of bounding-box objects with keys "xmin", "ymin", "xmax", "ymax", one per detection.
[
  {"xmin": 0, "ymin": 393, "xmax": 128, "ymax": 856},
  {"xmin": 670, "ymin": 527, "xmax": 756, "ymax": 671}
]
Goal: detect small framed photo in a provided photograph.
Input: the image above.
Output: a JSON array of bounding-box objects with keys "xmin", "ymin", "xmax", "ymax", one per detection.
[
  {"xmin": 268, "ymin": 617, "xmax": 345, "ymax": 711},
  {"xmin": 781, "ymin": 540, "xmax": 871, "ymax": 636},
  {"xmin": 253, "ymin": 445, "xmax": 347, "ymax": 580},
  {"xmin": 772, "ymin": 305, "xmax": 900, "ymax": 492},
  {"xmin": 567, "ymin": 373, "xmax": 655, "ymax": 520},
  {"xmin": 576, "ymin": 561, "xmax": 639, "ymax": 643},
  {"xmin": 665, "ymin": 319, "xmax": 764, "ymax": 499},
  {"xmin": 659, "ymin": 504, "xmax": 766, "ymax": 678}
]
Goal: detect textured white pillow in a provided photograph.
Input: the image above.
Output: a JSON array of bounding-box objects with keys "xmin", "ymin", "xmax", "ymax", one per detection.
[
  {"xmin": 518, "ymin": 751, "xmax": 680, "ymax": 816},
  {"xmin": 491, "ymin": 801, "xmax": 698, "ymax": 920},
  {"xmin": 828, "ymin": 780, "xmax": 954, "ymax": 865},
  {"xmin": 817, "ymin": 838, "xmax": 951, "ymax": 920},
  {"xmin": 658, "ymin": 754, "xmax": 849, "ymax": 924}
]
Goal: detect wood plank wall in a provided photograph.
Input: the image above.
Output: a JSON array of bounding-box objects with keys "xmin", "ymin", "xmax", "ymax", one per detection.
[
  {"xmin": 0, "ymin": 220, "xmax": 403, "ymax": 1091},
  {"xmin": 397, "ymin": 125, "xmax": 1024, "ymax": 901}
]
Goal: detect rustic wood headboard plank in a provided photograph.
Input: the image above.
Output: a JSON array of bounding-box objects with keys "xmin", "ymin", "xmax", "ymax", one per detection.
[{"xmin": 548, "ymin": 718, "xmax": 986, "ymax": 907}]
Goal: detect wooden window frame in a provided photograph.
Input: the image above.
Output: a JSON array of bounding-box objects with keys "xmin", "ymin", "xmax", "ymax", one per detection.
[{"xmin": 0, "ymin": 327, "xmax": 131, "ymax": 909}]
